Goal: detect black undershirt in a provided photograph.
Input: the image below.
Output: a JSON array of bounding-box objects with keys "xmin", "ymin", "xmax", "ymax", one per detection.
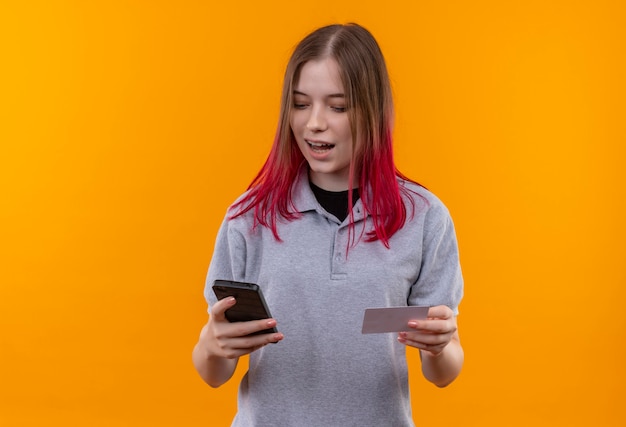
[{"xmin": 309, "ymin": 181, "xmax": 360, "ymax": 222}]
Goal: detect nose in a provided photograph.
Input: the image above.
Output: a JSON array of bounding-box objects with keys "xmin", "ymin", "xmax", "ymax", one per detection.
[{"xmin": 306, "ymin": 106, "xmax": 327, "ymax": 132}]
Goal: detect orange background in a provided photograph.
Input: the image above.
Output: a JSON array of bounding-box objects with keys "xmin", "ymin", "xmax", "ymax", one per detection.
[{"xmin": 1, "ymin": 1, "xmax": 624, "ymax": 426}]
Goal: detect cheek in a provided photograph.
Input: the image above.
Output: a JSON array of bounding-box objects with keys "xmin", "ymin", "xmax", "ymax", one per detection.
[
  {"xmin": 339, "ymin": 118, "xmax": 353, "ymax": 141},
  {"xmin": 289, "ymin": 114, "xmax": 303, "ymax": 135},
  {"xmin": 288, "ymin": 115, "xmax": 295, "ymax": 132}
]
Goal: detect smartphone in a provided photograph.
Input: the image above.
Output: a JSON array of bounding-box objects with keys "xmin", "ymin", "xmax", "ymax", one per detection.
[{"xmin": 212, "ymin": 280, "xmax": 278, "ymax": 336}]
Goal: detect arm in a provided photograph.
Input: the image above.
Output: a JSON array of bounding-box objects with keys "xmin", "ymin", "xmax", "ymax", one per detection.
[
  {"xmin": 192, "ymin": 296, "xmax": 284, "ymax": 388},
  {"xmin": 401, "ymin": 198, "xmax": 464, "ymax": 386},
  {"xmin": 398, "ymin": 305, "xmax": 463, "ymax": 387}
]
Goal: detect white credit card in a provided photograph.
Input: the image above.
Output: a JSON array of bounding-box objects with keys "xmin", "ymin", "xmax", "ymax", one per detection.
[{"xmin": 361, "ymin": 306, "xmax": 429, "ymax": 334}]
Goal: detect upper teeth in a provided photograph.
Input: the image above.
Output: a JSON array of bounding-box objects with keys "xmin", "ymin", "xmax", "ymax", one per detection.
[{"xmin": 309, "ymin": 141, "xmax": 331, "ymax": 147}]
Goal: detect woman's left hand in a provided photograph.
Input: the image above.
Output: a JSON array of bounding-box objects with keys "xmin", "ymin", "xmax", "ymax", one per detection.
[{"xmin": 397, "ymin": 305, "xmax": 458, "ymax": 356}]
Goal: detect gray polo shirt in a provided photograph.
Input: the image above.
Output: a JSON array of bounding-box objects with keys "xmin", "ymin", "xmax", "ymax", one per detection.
[{"xmin": 205, "ymin": 166, "xmax": 463, "ymax": 427}]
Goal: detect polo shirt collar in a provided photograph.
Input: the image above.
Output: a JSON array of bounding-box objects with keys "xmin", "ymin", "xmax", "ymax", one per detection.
[{"xmin": 290, "ymin": 163, "xmax": 367, "ymax": 222}]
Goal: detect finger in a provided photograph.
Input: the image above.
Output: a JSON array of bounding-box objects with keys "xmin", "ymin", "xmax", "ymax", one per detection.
[
  {"xmin": 426, "ymin": 305, "xmax": 453, "ymax": 320},
  {"xmin": 400, "ymin": 330, "xmax": 450, "ymax": 346},
  {"xmin": 397, "ymin": 334, "xmax": 446, "ymax": 354},
  {"xmin": 228, "ymin": 329, "xmax": 284, "ymax": 351},
  {"xmin": 408, "ymin": 318, "xmax": 456, "ymax": 334},
  {"xmin": 398, "ymin": 330, "xmax": 451, "ymax": 353},
  {"xmin": 211, "ymin": 322, "xmax": 283, "ymax": 359},
  {"xmin": 220, "ymin": 319, "xmax": 276, "ymax": 338},
  {"xmin": 210, "ymin": 296, "xmax": 237, "ymax": 321},
  {"xmin": 224, "ymin": 318, "xmax": 278, "ymax": 337}
]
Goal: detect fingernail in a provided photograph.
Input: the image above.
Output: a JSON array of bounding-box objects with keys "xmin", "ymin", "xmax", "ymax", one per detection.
[
  {"xmin": 408, "ymin": 321, "xmax": 418, "ymax": 328},
  {"xmin": 266, "ymin": 319, "xmax": 276, "ymax": 327}
]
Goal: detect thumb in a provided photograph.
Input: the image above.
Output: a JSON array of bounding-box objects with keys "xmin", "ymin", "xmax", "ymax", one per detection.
[
  {"xmin": 427, "ymin": 305, "xmax": 453, "ymax": 319},
  {"xmin": 210, "ymin": 296, "xmax": 237, "ymax": 321}
]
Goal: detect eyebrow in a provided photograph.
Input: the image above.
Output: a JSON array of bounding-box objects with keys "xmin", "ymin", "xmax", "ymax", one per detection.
[{"xmin": 293, "ymin": 90, "xmax": 345, "ymax": 99}]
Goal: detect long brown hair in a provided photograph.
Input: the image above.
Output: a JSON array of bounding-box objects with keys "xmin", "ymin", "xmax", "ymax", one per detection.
[{"xmin": 231, "ymin": 23, "xmax": 418, "ymax": 247}]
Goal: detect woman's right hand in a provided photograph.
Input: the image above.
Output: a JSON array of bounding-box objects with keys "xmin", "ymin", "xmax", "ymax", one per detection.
[
  {"xmin": 193, "ymin": 296, "xmax": 283, "ymax": 387},
  {"xmin": 199, "ymin": 296, "xmax": 284, "ymax": 360}
]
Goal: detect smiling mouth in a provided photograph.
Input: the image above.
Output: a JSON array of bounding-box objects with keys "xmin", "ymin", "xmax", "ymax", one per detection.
[{"xmin": 307, "ymin": 140, "xmax": 335, "ymax": 153}]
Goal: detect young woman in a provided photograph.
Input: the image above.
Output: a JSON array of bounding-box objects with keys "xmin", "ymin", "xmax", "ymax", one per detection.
[{"xmin": 193, "ymin": 23, "xmax": 464, "ymax": 426}]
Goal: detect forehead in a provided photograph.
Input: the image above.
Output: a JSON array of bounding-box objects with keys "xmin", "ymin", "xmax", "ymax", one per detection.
[{"xmin": 293, "ymin": 58, "xmax": 344, "ymax": 94}]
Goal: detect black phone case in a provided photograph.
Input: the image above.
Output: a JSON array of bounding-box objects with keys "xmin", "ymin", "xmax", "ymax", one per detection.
[{"xmin": 212, "ymin": 280, "xmax": 278, "ymax": 335}]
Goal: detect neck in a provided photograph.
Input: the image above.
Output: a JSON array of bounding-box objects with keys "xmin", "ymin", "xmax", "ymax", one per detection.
[{"xmin": 309, "ymin": 170, "xmax": 357, "ymax": 191}]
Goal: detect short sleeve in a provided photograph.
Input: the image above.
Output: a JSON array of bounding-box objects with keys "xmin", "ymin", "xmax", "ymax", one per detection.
[
  {"xmin": 408, "ymin": 203, "xmax": 464, "ymax": 314},
  {"xmin": 203, "ymin": 216, "xmax": 247, "ymax": 313}
]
